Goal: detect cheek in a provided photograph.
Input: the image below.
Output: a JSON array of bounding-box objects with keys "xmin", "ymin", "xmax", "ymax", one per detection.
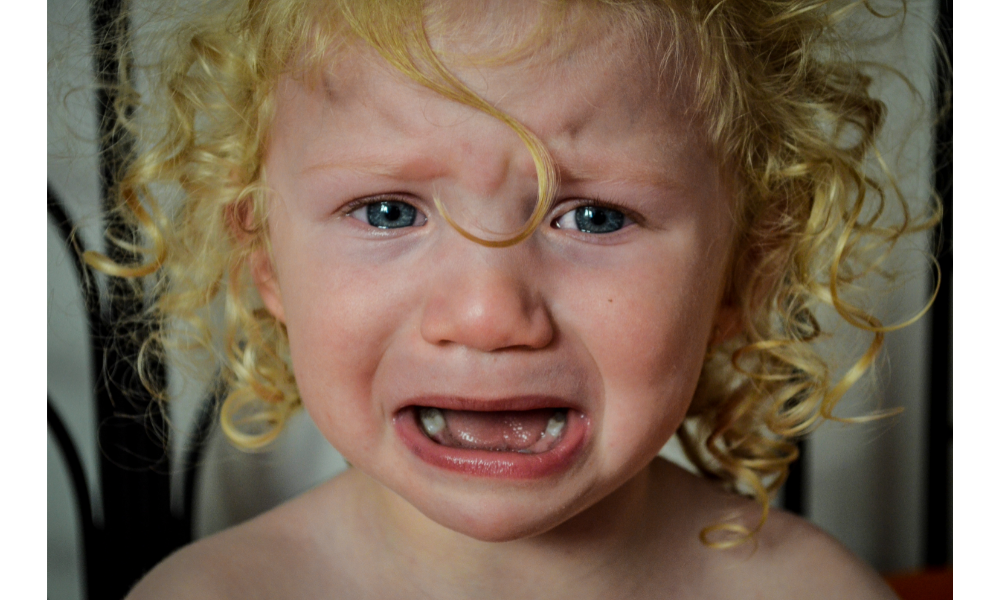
[
  {"xmin": 604, "ymin": 296, "xmax": 707, "ymax": 433},
  {"xmin": 275, "ymin": 253, "xmax": 415, "ymax": 448},
  {"xmin": 554, "ymin": 254, "xmax": 720, "ymax": 451}
]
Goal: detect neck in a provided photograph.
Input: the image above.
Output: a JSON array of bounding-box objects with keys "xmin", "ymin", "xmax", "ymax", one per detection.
[{"xmin": 349, "ymin": 461, "xmax": 682, "ymax": 599}]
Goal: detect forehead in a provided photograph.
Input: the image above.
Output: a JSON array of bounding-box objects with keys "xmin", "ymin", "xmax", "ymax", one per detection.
[
  {"xmin": 267, "ymin": 1, "xmax": 714, "ymax": 198},
  {"xmin": 322, "ymin": 39, "xmax": 680, "ymax": 138}
]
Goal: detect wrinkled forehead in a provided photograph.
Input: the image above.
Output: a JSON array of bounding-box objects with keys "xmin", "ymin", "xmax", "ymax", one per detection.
[
  {"xmin": 298, "ymin": 0, "xmax": 696, "ymax": 120},
  {"xmin": 270, "ymin": 0, "xmax": 710, "ymax": 192}
]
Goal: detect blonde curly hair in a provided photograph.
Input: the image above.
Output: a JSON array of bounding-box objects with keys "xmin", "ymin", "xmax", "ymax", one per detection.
[{"xmin": 86, "ymin": 0, "xmax": 939, "ymax": 547}]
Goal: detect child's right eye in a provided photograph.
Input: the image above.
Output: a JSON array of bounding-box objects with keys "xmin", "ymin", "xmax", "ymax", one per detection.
[{"xmin": 347, "ymin": 198, "xmax": 427, "ymax": 229}]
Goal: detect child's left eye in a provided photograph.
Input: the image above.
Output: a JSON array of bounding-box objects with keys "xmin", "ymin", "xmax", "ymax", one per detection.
[
  {"xmin": 348, "ymin": 199, "xmax": 427, "ymax": 229},
  {"xmin": 552, "ymin": 206, "xmax": 631, "ymax": 234}
]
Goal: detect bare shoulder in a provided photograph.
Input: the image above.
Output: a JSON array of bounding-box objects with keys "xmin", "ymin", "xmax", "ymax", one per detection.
[
  {"xmin": 125, "ymin": 473, "xmax": 362, "ymax": 600},
  {"xmin": 646, "ymin": 460, "xmax": 898, "ymax": 600},
  {"xmin": 123, "ymin": 526, "xmax": 272, "ymax": 600},
  {"xmin": 744, "ymin": 508, "xmax": 899, "ymax": 600}
]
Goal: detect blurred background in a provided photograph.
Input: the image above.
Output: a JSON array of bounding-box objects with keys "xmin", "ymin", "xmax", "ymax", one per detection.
[{"xmin": 47, "ymin": 0, "xmax": 952, "ymax": 598}]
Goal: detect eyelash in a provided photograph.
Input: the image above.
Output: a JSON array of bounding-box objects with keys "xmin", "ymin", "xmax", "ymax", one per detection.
[
  {"xmin": 342, "ymin": 194, "xmax": 428, "ymax": 229},
  {"xmin": 341, "ymin": 194, "xmax": 639, "ymax": 235},
  {"xmin": 550, "ymin": 200, "xmax": 639, "ymax": 232}
]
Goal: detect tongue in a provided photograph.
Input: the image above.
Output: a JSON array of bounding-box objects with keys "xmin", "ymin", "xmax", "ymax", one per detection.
[{"xmin": 436, "ymin": 409, "xmax": 555, "ymax": 451}]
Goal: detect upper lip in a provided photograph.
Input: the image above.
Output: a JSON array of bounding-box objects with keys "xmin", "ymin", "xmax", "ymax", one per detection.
[{"xmin": 395, "ymin": 395, "xmax": 583, "ymax": 415}]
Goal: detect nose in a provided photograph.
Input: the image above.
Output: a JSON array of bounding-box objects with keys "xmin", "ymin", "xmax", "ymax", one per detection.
[{"xmin": 420, "ymin": 244, "xmax": 554, "ymax": 352}]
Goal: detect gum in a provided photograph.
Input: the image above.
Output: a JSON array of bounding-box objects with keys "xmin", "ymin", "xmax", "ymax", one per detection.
[{"xmin": 419, "ymin": 408, "xmax": 567, "ymax": 453}]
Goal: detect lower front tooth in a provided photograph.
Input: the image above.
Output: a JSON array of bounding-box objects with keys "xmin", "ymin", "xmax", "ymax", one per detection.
[
  {"xmin": 419, "ymin": 407, "xmax": 446, "ymax": 436},
  {"xmin": 545, "ymin": 411, "xmax": 566, "ymax": 438}
]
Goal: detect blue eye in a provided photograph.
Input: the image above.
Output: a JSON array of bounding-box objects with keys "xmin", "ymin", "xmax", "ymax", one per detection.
[
  {"xmin": 349, "ymin": 199, "xmax": 426, "ymax": 229},
  {"xmin": 554, "ymin": 206, "xmax": 628, "ymax": 234}
]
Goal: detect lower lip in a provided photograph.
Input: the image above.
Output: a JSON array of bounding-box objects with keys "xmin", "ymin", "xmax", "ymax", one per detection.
[{"xmin": 394, "ymin": 407, "xmax": 590, "ymax": 479}]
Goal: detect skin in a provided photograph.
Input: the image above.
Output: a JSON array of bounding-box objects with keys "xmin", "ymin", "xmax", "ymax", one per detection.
[
  {"xmin": 254, "ymin": 26, "xmax": 737, "ymax": 545},
  {"xmin": 127, "ymin": 5, "xmax": 899, "ymax": 599}
]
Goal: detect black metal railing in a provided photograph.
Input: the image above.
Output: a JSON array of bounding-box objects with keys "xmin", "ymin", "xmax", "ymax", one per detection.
[
  {"xmin": 48, "ymin": 179, "xmax": 221, "ymax": 599},
  {"xmin": 46, "ymin": 1, "xmax": 219, "ymax": 598},
  {"xmin": 48, "ymin": 180, "xmax": 222, "ymax": 598},
  {"xmin": 924, "ymin": 0, "xmax": 953, "ymax": 568}
]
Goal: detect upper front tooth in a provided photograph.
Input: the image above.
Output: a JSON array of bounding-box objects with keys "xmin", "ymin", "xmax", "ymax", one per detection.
[
  {"xmin": 419, "ymin": 407, "xmax": 446, "ymax": 436},
  {"xmin": 545, "ymin": 411, "xmax": 566, "ymax": 438}
]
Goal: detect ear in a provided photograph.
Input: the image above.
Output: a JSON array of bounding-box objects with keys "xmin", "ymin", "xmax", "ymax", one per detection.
[
  {"xmin": 709, "ymin": 302, "xmax": 742, "ymax": 348},
  {"xmin": 226, "ymin": 200, "xmax": 286, "ymax": 323},
  {"xmin": 249, "ymin": 248, "xmax": 286, "ymax": 323}
]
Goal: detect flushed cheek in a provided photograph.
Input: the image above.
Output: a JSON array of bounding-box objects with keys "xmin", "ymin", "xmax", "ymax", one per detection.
[
  {"xmin": 278, "ymin": 259, "xmax": 416, "ymax": 448},
  {"xmin": 561, "ymin": 252, "xmax": 712, "ymax": 377},
  {"xmin": 285, "ymin": 315, "xmax": 383, "ymax": 448},
  {"xmin": 592, "ymin": 313, "xmax": 703, "ymax": 457},
  {"xmin": 558, "ymin": 267, "xmax": 715, "ymax": 457}
]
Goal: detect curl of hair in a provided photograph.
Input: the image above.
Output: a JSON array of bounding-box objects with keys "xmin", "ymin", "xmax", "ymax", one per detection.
[{"xmin": 86, "ymin": 0, "xmax": 939, "ymax": 545}]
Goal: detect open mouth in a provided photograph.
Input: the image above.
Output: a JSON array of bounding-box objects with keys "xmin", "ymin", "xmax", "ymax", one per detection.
[
  {"xmin": 395, "ymin": 402, "xmax": 589, "ymax": 478},
  {"xmin": 416, "ymin": 407, "xmax": 568, "ymax": 454}
]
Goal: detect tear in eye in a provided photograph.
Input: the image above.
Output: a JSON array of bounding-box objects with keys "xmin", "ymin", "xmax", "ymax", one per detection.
[
  {"xmin": 553, "ymin": 206, "xmax": 628, "ymax": 234},
  {"xmin": 349, "ymin": 200, "xmax": 426, "ymax": 229}
]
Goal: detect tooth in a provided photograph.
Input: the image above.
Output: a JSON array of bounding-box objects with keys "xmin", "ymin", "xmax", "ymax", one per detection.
[
  {"xmin": 419, "ymin": 407, "xmax": 446, "ymax": 437},
  {"xmin": 545, "ymin": 411, "xmax": 566, "ymax": 439}
]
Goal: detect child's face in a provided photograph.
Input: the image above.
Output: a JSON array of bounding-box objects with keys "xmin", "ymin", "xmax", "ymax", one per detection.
[{"xmin": 253, "ymin": 15, "xmax": 737, "ymax": 541}]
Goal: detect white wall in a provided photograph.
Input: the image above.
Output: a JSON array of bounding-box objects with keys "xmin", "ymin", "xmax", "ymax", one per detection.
[{"xmin": 47, "ymin": 1, "xmax": 946, "ymax": 598}]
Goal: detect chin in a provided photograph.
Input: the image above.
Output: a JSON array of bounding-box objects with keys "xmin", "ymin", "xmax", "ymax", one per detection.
[{"xmin": 418, "ymin": 493, "xmax": 580, "ymax": 543}]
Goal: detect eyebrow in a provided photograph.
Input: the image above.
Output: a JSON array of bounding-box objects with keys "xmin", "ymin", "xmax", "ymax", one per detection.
[
  {"xmin": 301, "ymin": 154, "xmax": 449, "ymax": 182},
  {"xmin": 302, "ymin": 147, "xmax": 687, "ymax": 191},
  {"xmin": 558, "ymin": 161, "xmax": 686, "ymax": 191}
]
